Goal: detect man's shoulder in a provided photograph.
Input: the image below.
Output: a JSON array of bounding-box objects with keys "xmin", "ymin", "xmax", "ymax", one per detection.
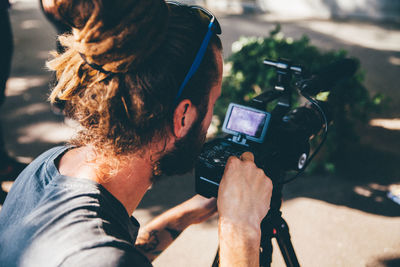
[
  {"xmin": 0, "ymin": 146, "xmax": 147, "ymax": 266},
  {"xmin": 8, "ymin": 189, "xmax": 149, "ymax": 266},
  {"xmin": 9, "ymin": 199, "xmax": 148, "ymax": 266},
  {"xmin": 19, "ymin": 240, "xmax": 152, "ymax": 267}
]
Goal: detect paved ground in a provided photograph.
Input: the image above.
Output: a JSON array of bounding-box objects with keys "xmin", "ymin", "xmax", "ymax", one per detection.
[{"xmin": 1, "ymin": 1, "xmax": 399, "ymax": 266}]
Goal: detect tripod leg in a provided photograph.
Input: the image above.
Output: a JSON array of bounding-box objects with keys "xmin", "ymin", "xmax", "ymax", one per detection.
[
  {"xmin": 260, "ymin": 237, "xmax": 273, "ymax": 267},
  {"xmin": 259, "ymin": 216, "xmax": 275, "ymax": 267},
  {"xmin": 275, "ymin": 217, "xmax": 300, "ymax": 267}
]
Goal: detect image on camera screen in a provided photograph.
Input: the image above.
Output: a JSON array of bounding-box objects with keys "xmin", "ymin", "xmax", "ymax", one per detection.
[{"xmin": 226, "ymin": 106, "xmax": 267, "ymax": 138}]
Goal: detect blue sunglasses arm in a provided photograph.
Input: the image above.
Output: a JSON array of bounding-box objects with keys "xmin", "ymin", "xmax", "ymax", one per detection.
[{"xmin": 174, "ymin": 21, "xmax": 215, "ymax": 104}]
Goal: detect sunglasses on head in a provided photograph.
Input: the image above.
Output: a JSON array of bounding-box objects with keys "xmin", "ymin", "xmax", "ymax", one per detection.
[{"xmin": 166, "ymin": 1, "xmax": 222, "ymax": 105}]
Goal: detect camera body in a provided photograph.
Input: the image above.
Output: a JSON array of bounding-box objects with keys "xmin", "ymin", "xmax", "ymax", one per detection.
[
  {"xmin": 195, "ymin": 103, "xmax": 272, "ymax": 198},
  {"xmin": 195, "ymin": 102, "xmax": 320, "ymax": 198}
]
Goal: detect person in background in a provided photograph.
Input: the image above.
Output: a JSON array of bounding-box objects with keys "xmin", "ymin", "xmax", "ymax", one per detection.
[
  {"xmin": 0, "ymin": 0, "xmax": 28, "ymax": 202},
  {"xmin": 0, "ymin": 1, "xmax": 273, "ymax": 266}
]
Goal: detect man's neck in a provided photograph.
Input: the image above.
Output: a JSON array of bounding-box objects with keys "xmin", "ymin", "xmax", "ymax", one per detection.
[{"xmin": 57, "ymin": 146, "xmax": 154, "ymax": 215}]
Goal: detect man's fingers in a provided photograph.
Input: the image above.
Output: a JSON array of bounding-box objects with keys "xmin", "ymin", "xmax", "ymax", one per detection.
[{"xmin": 240, "ymin": 152, "xmax": 254, "ymax": 162}]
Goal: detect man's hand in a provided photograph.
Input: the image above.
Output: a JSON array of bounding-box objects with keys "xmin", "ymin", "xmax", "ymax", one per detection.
[
  {"xmin": 218, "ymin": 151, "xmax": 273, "ymax": 229},
  {"xmin": 135, "ymin": 195, "xmax": 217, "ymax": 261},
  {"xmin": 217, "ymin": 151, "xmax": 273, "ymax": 267},
  {"xmin": 179, "ymin": 195, "xmax": 217, "ymax": 225}
]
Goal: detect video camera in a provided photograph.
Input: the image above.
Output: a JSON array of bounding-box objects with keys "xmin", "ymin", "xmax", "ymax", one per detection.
[{"xmin": 195, "ymin": 58, "xmax": 357, "ymax": 198}]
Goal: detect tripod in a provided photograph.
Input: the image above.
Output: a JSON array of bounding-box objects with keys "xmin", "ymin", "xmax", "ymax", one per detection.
[
  {"xmin": 206, "ymin": 58, "xmax": 340, "ymax": 266},
  {"xmin": 256, "ymin": 59, "xmax": 301, "ymax": 266},
  {"xmin": 259, "ymin": 182, "xmax": 300, "ymax": 267}
]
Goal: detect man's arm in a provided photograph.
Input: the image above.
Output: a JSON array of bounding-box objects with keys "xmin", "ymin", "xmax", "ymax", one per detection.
[
  {"xmin": 135, "ymin": 195, "xmax": 217, "ymax": 261},
  {"xmin": 217, "ymin": 152, "xmax": 273, "ymax": 267},
  {"xmin": 218, "ymin": 218, "xmax": 261, "ymax": 266}
]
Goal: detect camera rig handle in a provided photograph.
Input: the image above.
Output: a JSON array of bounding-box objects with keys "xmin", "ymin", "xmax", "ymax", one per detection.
[
  {"xmin": 252, "ymin": 59, "xmax": 302, "ymax": 119},
  {"xmin": 262, "ymin": 59, "xmax": 302, "ymax": 85}
]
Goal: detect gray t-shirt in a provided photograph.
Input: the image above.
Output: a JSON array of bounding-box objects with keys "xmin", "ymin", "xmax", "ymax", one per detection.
[{"xmin": 0, "ymin": 146, "xmax": 152, "ymax": 267}]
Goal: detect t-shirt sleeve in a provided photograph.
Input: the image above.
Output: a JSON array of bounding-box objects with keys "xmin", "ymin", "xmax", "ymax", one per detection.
[{"xmin": 61, "ymin": 246, "xmax": 153, "ymax": 267}]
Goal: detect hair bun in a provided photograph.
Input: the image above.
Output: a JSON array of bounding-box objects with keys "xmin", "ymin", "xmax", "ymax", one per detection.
[{"xmin": 57, "ymin": 0, "xmax": 169, "ymax": 73}]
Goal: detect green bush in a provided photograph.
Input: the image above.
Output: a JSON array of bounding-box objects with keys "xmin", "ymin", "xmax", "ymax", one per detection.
[{"xmin": 216, "ymin": 25, "xmax": 383, "ymax": 174}]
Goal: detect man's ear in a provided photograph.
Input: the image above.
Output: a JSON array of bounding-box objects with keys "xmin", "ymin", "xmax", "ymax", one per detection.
[{"xmin": 173, "ymin": 99, "xmax": 197, "ymax": 138}]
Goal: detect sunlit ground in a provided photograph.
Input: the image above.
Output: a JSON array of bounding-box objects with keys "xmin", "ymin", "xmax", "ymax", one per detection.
[
  {"xmin": 17, "ymin": 120, "xmax": 77, "ymax": 145},
  {"xmin": 273, "ymin": 197, "xmax": 400, "ymax": 267},
  {"xmin": 6, "ymin": 76, "xmax": 48, "ymax": 97},
  {"xmin": 369, "ymin": 118, "xmax": 400, "ymax": 130},
  {"xmin": 388, "ymin": 56, "xmax": 400, "ymax": 66},
  {"xmin": 299, "ymin": 21, "xmax": 400, "ymax": 52}
]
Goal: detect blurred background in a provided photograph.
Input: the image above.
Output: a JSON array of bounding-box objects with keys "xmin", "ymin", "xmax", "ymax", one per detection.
[{"xmin": 0, "ymin": 0, "xmax": 399, "ymax": 266}]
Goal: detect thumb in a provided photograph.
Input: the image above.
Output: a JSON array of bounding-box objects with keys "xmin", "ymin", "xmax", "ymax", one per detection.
[{"xmin": 240, "ymin": 152, "xmax": 254, "ymax": 162}]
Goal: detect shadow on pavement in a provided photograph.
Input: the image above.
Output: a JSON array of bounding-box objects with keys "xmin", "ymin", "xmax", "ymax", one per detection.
[{"xmin": 368, "ymin": 256, "xmax": 400, "ymax": 267}]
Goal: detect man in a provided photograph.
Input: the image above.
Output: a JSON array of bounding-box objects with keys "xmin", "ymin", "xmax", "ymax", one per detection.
[{"xmin": 0, "ymin": 1, "xmax": 273, "ymax": 266}]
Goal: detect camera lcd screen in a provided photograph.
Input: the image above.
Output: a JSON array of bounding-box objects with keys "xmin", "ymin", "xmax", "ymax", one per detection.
[{"xmin": 223, "ymin": 104, "xmax": 271, "ymax": 143}]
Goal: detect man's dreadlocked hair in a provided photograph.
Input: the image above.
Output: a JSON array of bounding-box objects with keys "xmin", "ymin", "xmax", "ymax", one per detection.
[{"xmin": 47, "ymin": 0, "xmax": 222, "ymax": 171}]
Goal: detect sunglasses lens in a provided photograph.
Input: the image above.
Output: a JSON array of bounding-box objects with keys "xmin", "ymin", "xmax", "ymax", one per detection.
[
  {"xmin": 192, "ymin": 7, "xmax": 221, "ymax": 35},
  {"xmin": 196, "ymin": 9, "xmax": 211, "ymax": 22},
  {"xmin": 166, "ymin": 1, "xmax": 221, "ymax": 35}
]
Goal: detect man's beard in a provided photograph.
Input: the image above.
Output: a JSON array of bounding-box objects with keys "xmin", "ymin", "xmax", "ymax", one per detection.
[{"xmin": 156, "ymin": 118, "xmax": 207, "ymax": 177}]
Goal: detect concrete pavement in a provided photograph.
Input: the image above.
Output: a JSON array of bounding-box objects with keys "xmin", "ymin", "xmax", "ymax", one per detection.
[{"xmin": 1, "ymin": 1, "xmax": 399, "ymax": 266}]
